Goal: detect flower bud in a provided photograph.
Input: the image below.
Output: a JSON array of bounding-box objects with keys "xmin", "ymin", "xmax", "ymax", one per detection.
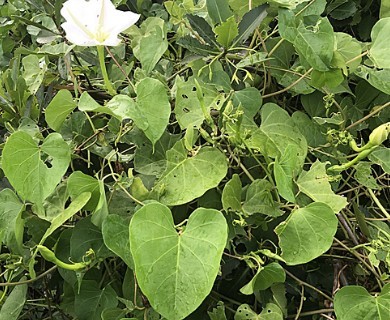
[{"xmin": 368, "ymin": 122, "xmax": 390, "ymax": 146}]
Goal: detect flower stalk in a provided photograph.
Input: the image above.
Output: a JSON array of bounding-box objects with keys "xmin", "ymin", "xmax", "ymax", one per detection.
[{"xmin": 97, "ymin": 45, "xmax": 116, "ymax": 96}]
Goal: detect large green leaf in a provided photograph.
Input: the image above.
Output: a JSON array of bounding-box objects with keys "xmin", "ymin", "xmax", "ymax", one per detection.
[
  {"xmin": 278, "ymin": 9, "xmax": 334, "ymax": 71},
  {"xmin": 153, "ymin": 141, "xmax": 227, "ymax": 206},
  {"xmin": 370, "ymin": 17, "xmax": 390, "ymax": 69},
  {"xmin": 74, "ymin": 280, "xmax": 118, "ymax": 320},
  {"xmin": 275, "ymin": 202, "xmax": 337, "ymax": 265},
  {"xmin": 129, "ymin": 202, "xmax": 228, "ymax": 320},
  {"xmin": 102, "ymin": 214, "xmax": 134, "ymax": 269},
  {"xmin": 133, "ymin": 78, "xmax": 171, "ymax": 145},
  {"xmin": 0, "ymin": 281, "xmax": 27, "ymax": 320},
  {"xmin": 296, "ymin": 160, "xmax": 348, "ymax": 213},
  {"xmin": 2, "ymin": 131, "xmax": 71, "ymax": 205},
  {"xmin": 355, "ymin": 66, "xmax": 390, "ymax": 95},
  {"xmin": 131, "ymin": 17, "xmax": 168, "ymax": 74},
  {"xmin": 334, "ymin": 283, "xmax": 390, "ymax": 320},
  {"xmin": 0, "ymin": 189, "xmax": 24, "ymax": 254},
  {"xmin": 247, "ymin": 103, "xmax": 307, "ymax": 172}
]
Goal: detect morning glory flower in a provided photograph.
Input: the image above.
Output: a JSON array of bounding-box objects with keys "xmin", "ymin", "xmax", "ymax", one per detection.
[{"xmin": 61, "ymin": 0, "xmax": 140, "ymax": 46}]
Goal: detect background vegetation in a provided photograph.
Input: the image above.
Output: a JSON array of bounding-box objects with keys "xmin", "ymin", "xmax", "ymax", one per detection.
[{"xmin": 0, "ymin": 0, "xmax": 389, "ymax": 319}]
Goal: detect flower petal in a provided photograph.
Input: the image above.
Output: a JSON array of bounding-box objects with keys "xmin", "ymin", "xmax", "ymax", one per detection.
[
  {"xmin": 61, "ymin": 22, "xmax": 99, "ymax": 46},
  {"xmin": 61, "ymin": 0, "xmax": 101, "ymax": 40},
  {"xmin": 100, "ymin": 0, "xmax": 140, "ymax": 36},
  {"xmin": 61, "ymin": 0, "xmax": 140, "ymax": 46}
]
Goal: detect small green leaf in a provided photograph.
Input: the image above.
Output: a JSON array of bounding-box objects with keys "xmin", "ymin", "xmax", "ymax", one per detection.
[
  {"xmin": 332, "ymin": 32, "xmax": 362, "ymax": 74},
  {"xmin": 130, "ymin": 202, "xmax": 228, "ymax": 320},
  {"xmin": 78, "ymin": 92, "xmax": 136, "ymax": 122},
  {"xmin": 22, "ymin": 55, "xmax": 46, "ymax": 94},
  {"xmin": 40, "ymin": 192, "xmax": 91, "ymax": 245},
  {"xmin": 274, "ymin": 146, "xmax": 298, "ymax": 202},
  {"xmin": 45, "ymin": 89, "xmax": 77, "ymax": 131},
  {"xmin": 233, "ymin": 4, "xmax": 268, "ymax": 46},
  {"xmin": 269, "ymin": 0, "xmax": 310, "ymax": 9},
  {"xmin": 234, "ymin": 304, "xmax": 258, "ymax": 320},
  {"xmin": 186, "ymin": 14, "xmax": 219, "ymax": 47},
  {"xmin": 222, "ymin": 174, "xmax": 242, "ymax": 211},
  {"xmin": 153, "ymin": 141, "xmax": 227, "ymax": 206},
  {"xmin": 275, "ymin": 202, "xmax": 338, "ymax": 265},
  {"xmin": 369, "ymin": 146, "xmax": 390, "ymax": 174},
  {"xmin": 2, "ymin": 131, "xmax": 71, "ymax": 205},
  {"xmin": 236, "ymin": 52, "xmax": 269, "ymax": 68},
  {"xmin": 0, "ymin": 189, "xmax": 24, "ymax": 254},
  {"xmin": 67, "ymin": 171, "xmax": 101, "ymax": 211},
  {"xmin": 207, "ymin": 0, "xmax": 233, "ymax": 25},
  {"xmin": 380, "ymin": 0, "xmax": 390, "ymax": 18},
  {"xmin": 134, "ymin": 131, "xmax": 181, "ymax": 177},
  {"xmin": 214, "ymin": 16, "xmax": 239, "ymax": 47},
  {"xmin": 70, "ymin": 217, "xmax": 112, "ymax": 261},
  {"xmin": 296, "ymin": 160, "xmax": 348, "ymax": 213},
  {"xmin": 240, "ymin": 262, "xmax": 285, "ymax": 294},
  {"xmin": 0, "ymin": 281, "xmax": 27, "ymax": 320},
  {"xmin": 334, "ymin": 283, "xmax": 390, "ymax": 320},
  {"xmin": 310, "ymin": 68, "xmax": 344, "ymax": 89},
  {"xmin": 242, "ymin": 179, "xmax": 283, "ymax": 217},
  {"xmin": 354, "ymin": 162, "xmax": 379, "ymax": 190},
  {"xmin": 259, "ymin": 303, "xmax": 283, "ymax": 319},
  {"xmin": 208, "ymin": 301, "xmax": 227, "ymax": 320},
  {"xmin": 247, "ymin": 103, "xmax": 307, "ymax": 172},
  {"xmin": 370, "ymin": 17, "xmax": 390, "ymax": 68}
]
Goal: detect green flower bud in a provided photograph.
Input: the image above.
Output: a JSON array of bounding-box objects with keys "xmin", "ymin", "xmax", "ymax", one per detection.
[{"xmin": 368, "ymin": 122, "xmax": 390, "ymax": 146}]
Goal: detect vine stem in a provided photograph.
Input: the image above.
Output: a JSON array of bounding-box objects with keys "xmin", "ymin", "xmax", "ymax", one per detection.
[
  {"xmin": 262, "ymin": 68, "xmax": 313, "ymax": 98},
  {"xmin": 0, "ymin": 266, "xmax": 57, "ymax": 287},
  {"xmin": 367, "ymin": 188, "xmax": 390, "ymax": 219},
  {"xmin": 97, "ymin": 45, "xmax": 116, "ymax": 96},
  {"xmin": 285, "ymin": 269, "xmax": 333, "ymax": 301}
]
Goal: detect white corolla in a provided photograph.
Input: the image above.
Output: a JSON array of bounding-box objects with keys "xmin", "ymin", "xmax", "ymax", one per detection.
[{"xmin": 61, "ymin": 0, "xmax": 140, "ymax": 46}]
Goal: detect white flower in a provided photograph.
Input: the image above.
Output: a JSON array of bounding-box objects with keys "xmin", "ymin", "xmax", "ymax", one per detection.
[{"xmin": 61, "ymin": 0, "xmax": 140, "ymax": 46}]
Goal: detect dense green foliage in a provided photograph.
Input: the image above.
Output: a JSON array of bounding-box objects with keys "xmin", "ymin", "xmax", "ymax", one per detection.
[{"xmin": 0, "ymin": 0, "xmax": 389, "ymax": 319}]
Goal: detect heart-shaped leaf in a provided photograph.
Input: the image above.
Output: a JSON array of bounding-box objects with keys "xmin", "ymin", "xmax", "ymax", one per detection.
[
  {"xmin": 2, "ymin": 131, "xmax": 71, "ymax": 205},
  {"xmin": 275, "ymin": 202, "xmax": 338, "ymax": 265},
  {"xmin": 153, "ymin": 141, "xmax": 228, "ymax": 206},
  {"xmin": 334, "ymin": 283, "xmax": 390, "ymax": 320},
  {"xmin": 129, "ymin": 202, "xmax": 228, "ymax": 320}
]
